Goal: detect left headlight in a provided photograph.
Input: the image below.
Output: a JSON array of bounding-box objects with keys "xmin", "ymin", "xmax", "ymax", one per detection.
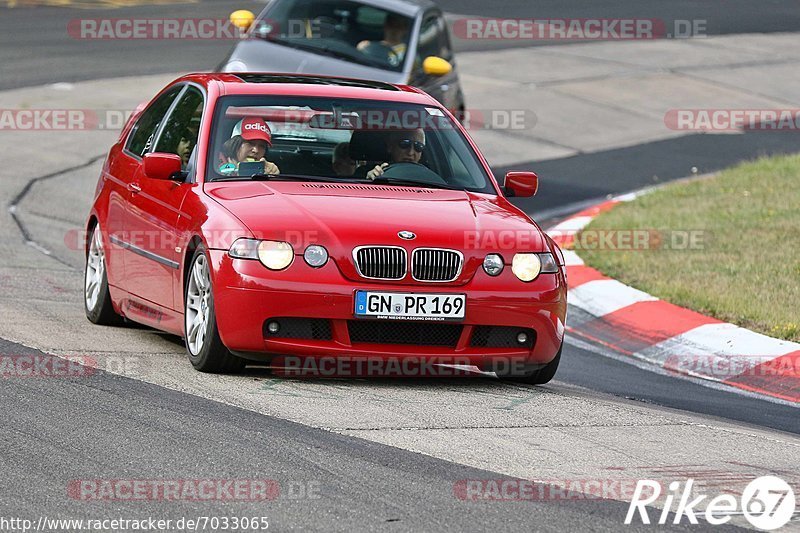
[
  {"xmin": 229, "ymin": 238, "xmax": 294, "ymax": 270},
  {"xmin": 512, "ymin": 252, "xmax": 559, "ymax": 282}
]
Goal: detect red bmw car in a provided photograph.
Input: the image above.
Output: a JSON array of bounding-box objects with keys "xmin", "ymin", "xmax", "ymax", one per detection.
[{"xmin": 84, "ymin": 73, "xmax": 567, "ymax": 383}]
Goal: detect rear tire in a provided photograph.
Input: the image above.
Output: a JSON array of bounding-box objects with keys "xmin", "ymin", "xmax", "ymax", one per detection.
[
  {"xmin": 184, "ymin": 245, "xmax": 245, "ymax": 373},
  {"xmin": 495, "ymin": 344, "xmax": 562, "ymax": 385},
  {"xmin": 84, "ymin": 224, "xmax": 123, "ymax": 326}
]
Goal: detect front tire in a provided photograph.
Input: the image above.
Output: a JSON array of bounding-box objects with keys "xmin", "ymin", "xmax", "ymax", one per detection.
[
  {"xmin": 84, "ymin": 224, "xmax": 123, "ymax": 325},
  {"xmin": 495, "ymin": 344, "xmax": 562, "ymax": 385},
  {"xmin": 184, "ymin": 245, "xmax": 245, "ymax": 373}
]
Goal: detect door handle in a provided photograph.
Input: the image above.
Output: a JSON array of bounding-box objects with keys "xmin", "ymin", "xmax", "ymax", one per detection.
[{"xmin": 127, "ymin": 183, "xmax": 141, "ymax": 194}]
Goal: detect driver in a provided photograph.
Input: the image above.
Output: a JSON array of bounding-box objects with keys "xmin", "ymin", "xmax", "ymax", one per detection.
[
  {"xmin": 218, "ymin": 117, "xmax": 280, "ymax": 176},
  {"xmin": 366, "ymin": 128, "xmax": 425, "ymax": 180},
  {"xmin": 357, "ymin": 13, "xmax": 409, "ymax": 66}
]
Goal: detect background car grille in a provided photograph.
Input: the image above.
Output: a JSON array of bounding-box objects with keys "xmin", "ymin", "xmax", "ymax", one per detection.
[
  {"xmin": 412, "ymin": 249, "xmax": 463, "ymax": 282},
  {"xmin": 348, "ymin": 320, "xmax": 462, "ymax": 347},
  {"xmin": 354, "ymin": 246, "xmax": 406, "ymax": 280}
]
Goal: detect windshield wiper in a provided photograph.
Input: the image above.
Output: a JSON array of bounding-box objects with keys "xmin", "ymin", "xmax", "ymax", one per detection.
[
  {"xmin": 251, "ymin": 173, "xmax": 363, "ymax": 183},
  {"xmin": 211, "ymin": 174, "xmax": 342, "ymax": 183},
  {"xmin": 368, "ymin": 177, "xmax": 461, "ymax": 191}
]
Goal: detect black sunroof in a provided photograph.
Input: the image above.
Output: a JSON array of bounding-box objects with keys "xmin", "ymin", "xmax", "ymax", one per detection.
[{"xmin": 233, "ymin": 74, "xmax": 399, "ymax": 91}]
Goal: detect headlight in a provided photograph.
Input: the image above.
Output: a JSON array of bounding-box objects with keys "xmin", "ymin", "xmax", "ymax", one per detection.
[
  {"xmin": 483, "ymin": 254, "xmax": 504, "ymax": 276},
  {"xmin": 511, "ymin": 253, "xmax": 559, "ymax": 282},
  {"xmin": 228, "ymin": 238, "xmax": 294, "ymax": 270},
  {"xmin": 258, "ymin": 240, "xmax": 294, "ymax": 270},
  {"xmin": 512, "ymin": 253, "xmax": 541, "ymax": 282},
  {"xmin": 303, "ymin": 245, "xmax": 328, "ymax": 268}
]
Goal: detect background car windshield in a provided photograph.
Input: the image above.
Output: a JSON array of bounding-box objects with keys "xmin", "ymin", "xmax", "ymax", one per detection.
[
  {"xmin": 254, "ymin": 0, "xmax": 413, "ymax": 72},
  {"xmin": 208, "ymin": 96, "xmax": 496, "ymax": 194}
]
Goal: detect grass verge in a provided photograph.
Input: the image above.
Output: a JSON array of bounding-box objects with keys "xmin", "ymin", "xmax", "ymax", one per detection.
[{"xmin": 577, "ymin": 154, "xmax": 800, "ymax": 342}]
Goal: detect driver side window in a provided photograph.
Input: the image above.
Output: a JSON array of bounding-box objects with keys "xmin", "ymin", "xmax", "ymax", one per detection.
[
  {"xmin": 414, "ymin": 15, "xmax": 450, "ymax": 72},
  {"xmin": 126, "ymin": 86, "xmax": 182, "ymax": 158},
  {"xmin": 154, "ymin": 86, "xmax": 204, "ymax": 169}
]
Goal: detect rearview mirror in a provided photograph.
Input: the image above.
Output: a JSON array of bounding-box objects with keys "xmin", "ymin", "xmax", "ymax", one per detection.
[
  {"xmin": 144, "ymin": 153, "xmax": 183, "ymax": 181},
  {"xmin": 230, "ymin": 9, "xmax": 256, "ymax": 31},
  {"xmin": 423, "ymin": 56, "xmax": 453, "ymax": 76},
  {"xmin": 504, "ymin": 171, "xmax": 538, "ymax": 198}
]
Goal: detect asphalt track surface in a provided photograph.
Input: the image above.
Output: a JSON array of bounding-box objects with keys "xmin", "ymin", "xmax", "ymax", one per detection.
[
  {"xmin": 3, "ymin": 0, "xmax": 798, "ymax": 442},
  {"xmin": 1, "ymin": 2, "xmax": 799, "ymax": 531},
  {"xmin": 3, "ymin": 339, "xmax": 748, "ymax": 532},
  {"xmin": 5, "ymin": 0, "xmax": 800, "ymax": 91}
]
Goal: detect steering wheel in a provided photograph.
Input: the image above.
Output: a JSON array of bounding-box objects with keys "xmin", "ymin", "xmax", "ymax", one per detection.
[
  {"xmin": 359, "ymin": 41, "xmax": 401, "ymax": 67},
  {"xmin": 380, "ymin": 162, "xmax": 447, "ymax": 184}
]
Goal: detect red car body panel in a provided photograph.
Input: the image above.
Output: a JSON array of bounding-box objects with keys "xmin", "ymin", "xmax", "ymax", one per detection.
[{"xmin": 87, "ymin": 73, "xmax": 567, "ymax": 367}]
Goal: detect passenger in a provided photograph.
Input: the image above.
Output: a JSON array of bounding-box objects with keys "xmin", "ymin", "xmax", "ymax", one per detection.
[
  {"xmin": 357, "ymin": 13, "xmax": 410, "ymax": 67},
  {"xmin": 365, "ymin": 128, "xmax": 425, "ymax": 180},
  {"xmin": 219, "ymin": 117, "xmax": 280, "ymax": 176},
  {"xmin": 332, "ymin": 142, "xmax": 357, "ymax": 177},
  {"xmin": 177, "ymin": 119, "xmax": 200, "ymax": 167}
]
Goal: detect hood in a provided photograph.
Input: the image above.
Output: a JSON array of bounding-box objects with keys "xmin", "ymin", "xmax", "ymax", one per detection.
[
  {"xmin": 224, "ymin": 39, "xmax": 408, "ymax": 84},
  {"xmin": 205, "ymin": 181, "xmax": 547, "ymax": 284}
]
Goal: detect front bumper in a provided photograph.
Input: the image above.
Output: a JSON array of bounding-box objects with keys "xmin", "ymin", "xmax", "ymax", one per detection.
[{"xmin": 208, "ymin": 250, "xmax": 567, "ymax": 367}]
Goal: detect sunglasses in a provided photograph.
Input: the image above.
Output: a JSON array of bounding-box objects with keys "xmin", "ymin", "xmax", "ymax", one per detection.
[{"xmin": 397, "ymin": 139, "xmax": 425, "ymax": 153}]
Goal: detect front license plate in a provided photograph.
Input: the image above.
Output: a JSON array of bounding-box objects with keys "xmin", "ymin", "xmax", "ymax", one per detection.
[{"xmin": 354, "ymin": 291, "xmax": 466, "ymax": 321}]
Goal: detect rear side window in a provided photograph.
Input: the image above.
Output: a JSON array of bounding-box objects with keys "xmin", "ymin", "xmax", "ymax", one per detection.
[{"xmin": 126, "ymin": 86, "xmax": 182, "ymax": 157}]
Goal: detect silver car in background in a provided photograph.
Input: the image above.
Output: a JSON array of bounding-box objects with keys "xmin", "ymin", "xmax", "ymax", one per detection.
[{"xmin": 221, "ymin": 0, "xmax": 465, "ymax": 117}]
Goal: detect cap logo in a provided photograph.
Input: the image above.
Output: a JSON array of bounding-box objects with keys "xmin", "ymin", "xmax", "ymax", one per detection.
[{"xmin": 244, "ymin": 122, "xmax": 268, "ymax": 132}]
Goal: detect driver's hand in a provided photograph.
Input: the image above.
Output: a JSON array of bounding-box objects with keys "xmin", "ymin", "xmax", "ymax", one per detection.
[
  {"xmin": 366, "ymin": 163, "xmax": 389, "ymax": 180},
  {"xmin": 262, "ymin": 160, "xmax": 280, "ymax": 175},
  {"xmin": 357, "ymin": 40, "xmax": 369, "ymax": 51}
]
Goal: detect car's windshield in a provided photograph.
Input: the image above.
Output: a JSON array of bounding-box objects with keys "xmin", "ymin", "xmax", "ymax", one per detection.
[
  {"xmin": 207, "ymin": 96, "xmax": 496, "ymax": 194},
  {"xmin": 253, "ymin": 0, "xmax": 413, "ymax": 72}
]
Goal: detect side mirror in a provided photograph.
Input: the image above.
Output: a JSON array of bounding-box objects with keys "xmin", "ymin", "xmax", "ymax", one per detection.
[
  {"xmin": 230, "ymin": 9, "xmax": 256, "ymax": 31},
  {"xmin": 144, "ymin": 153, "xmax": 183, "ymax": 181},
  {"xmin": 423, "ymin": 56, "xmax": 453, "ymax": 76},
  {"xmin": 504, "ymin": 171, "xmax": 538, "ymax": 198}
]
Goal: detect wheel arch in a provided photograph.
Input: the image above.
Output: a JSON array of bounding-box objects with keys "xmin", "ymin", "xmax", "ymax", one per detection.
[
  {"xmin": 182, "ymin": 235, "xmax": 205, "ymax": 295},
  {"xmin": 85, "ymin": 215, "xmax": 99, "ymax": 257}
]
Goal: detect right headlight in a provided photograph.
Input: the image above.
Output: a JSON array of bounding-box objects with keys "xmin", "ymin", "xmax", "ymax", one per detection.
[
  {"xmin": 229, "ymin": 238, "xmax": 294, "ymax": 270},
  {"xmin": 512, "ymin": 253, "xmax": 558, "ymax": 282}
]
